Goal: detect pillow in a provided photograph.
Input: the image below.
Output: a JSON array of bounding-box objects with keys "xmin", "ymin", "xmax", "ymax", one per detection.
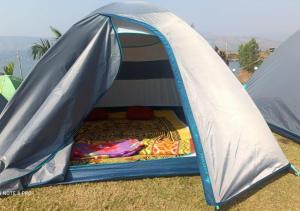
[
  {"xmin": 127, "ymin": 106, "xmax": 154, "ymax": 120},
  {"xmin": 86, "ymin": 108, "xmax": 108, "ymax": 121}
]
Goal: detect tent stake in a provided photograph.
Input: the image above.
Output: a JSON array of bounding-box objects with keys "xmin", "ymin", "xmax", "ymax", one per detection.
[{"xmin": 290, "ymin": 164, "xmax": 300, "ymax": 176}]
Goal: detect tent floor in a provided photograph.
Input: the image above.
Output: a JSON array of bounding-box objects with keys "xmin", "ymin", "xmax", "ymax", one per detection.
[{"xmin": 57, "ymin": 107, "xmax": 200, "ymax": 185}]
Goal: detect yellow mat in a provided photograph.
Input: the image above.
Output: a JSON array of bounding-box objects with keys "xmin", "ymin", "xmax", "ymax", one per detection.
[{"xmin": 72, "ymin": 110, "xmax": 194, "ymax": 165}]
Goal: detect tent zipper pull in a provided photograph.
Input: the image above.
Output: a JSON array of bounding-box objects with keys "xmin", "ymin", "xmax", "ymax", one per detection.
[{"xmin": 290, "ymin": 164, "xmax": 300, "ymax": 176}]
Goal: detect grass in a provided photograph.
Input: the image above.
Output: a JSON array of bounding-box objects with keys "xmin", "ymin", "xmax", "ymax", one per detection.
[{"xmin": 0, "ymin": 133, "xmax": 299, "ymax": 211}]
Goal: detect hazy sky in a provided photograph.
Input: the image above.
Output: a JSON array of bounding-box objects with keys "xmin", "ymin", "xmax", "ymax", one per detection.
[{"xmin": 0, "ymin": 0, "xmax": 299, "ymax": 41}]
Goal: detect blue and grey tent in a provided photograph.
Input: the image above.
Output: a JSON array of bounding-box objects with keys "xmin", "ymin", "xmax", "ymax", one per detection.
[
  {"xmin": 248, "ymin": 30, "xmax": 300, "ymax": 143},
  {"xmin": 0, "ymin": 1, "xmax": 292, "ymax": 208}
]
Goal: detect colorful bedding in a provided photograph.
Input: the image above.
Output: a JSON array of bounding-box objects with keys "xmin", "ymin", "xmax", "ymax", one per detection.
[
  {"xmin": 71, "ymin": 110, "xmax": 194, "ymax": 165},
  {"xmin": 71, "ymin": 139, "xmax": 144, "ymax": 160}
]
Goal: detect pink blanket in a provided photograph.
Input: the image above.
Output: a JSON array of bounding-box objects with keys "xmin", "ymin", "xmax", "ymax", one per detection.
[{"xmin": 71, "ymin": 139, "xmax": 144, "ymax": 160}]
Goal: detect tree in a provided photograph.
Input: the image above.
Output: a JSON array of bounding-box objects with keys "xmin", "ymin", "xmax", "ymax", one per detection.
[
  {"xmin": 239, "ymin": 38, "xmax": 261, "ymax": 72},
  {"xmin": 49, "ymin": 26, "xmax": 62, "ymax": 40},
  {"xmin": 31, "ymin": 26, "xmax": 62, "ymax": 60},
  {"xmin": 214, "ymin": 45, "xmax": 229, "ymax": 65},
  {"xmin": 2, "ymin": 62, "xmax": 15, "ymax": 75},
  {"xmin": 31, "ymin": 39, "xmax": 51, "ymax": 60}
]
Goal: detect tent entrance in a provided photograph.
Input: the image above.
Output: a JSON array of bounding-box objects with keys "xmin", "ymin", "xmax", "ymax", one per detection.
[
  {"xmin": 97, "ymin": 19, "xmax": 181, "ymax": 108},
  {"xmin": 70, "ymin": 107, "xmax": 197, "ymax": 165},
  {"xmin": 67, "ymin": 19, "xmax": 199, "ymax": 176}
]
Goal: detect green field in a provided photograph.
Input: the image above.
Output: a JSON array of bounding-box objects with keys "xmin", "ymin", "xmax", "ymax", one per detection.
[{"xmin": 0, "ymin": 133, "xmax": 299, "ymax": 211}]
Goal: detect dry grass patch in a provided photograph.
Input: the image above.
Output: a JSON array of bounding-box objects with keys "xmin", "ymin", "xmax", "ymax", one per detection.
[{"xmin": 0, "ymin": 133, "xmax": 299, "ymax": 211}]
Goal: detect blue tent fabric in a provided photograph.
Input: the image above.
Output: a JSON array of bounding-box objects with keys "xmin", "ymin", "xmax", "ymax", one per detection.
[{"xmin": 28, "ymin": 156, "xmax": 199, "ymax": 187}]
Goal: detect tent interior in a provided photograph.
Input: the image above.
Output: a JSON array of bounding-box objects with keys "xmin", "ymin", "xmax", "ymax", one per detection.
[{"xmin": 68, "ymin": 18, "xmax": 198, "ymax": 170}]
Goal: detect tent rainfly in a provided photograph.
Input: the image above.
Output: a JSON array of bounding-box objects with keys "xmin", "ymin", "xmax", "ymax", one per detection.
[
  {"xmin": 248, "ymin": 30, "xmax": 300, "ymax": 143},
  {"xmin": 0, "ymin": 1, "xmax": 294, "ymax": 208}
]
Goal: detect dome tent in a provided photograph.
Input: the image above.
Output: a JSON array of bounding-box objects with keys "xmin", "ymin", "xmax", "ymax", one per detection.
[
  {"xmin": 248, "ymin": 30, "xmax": 300, "ymax": 143},
  {"xmin": 0, "ymin": 1, "xmax": 290, "ymax": 208}
]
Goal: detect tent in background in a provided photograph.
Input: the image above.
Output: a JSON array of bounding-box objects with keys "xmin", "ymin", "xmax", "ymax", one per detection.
[
  {"xmin": 0, "ymin": 2, "xmax": 292, "ymax": 208},
  {"xmin": 0, "ymin": 75, "xmax": 22, "ymax": 101},
  {"xmin": 248, "ymin": 30, "xmax": 300, "ymax": 143}
]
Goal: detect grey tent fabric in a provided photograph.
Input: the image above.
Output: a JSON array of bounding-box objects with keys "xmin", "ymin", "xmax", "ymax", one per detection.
[
  {"xmin": 0, "ymin": 94, "xmax": 7, "ymax": 114},
  {"xmin": 0, "ymin": 14, "xmax": 121, "ymax": 191},
  {"xmin": 0, "ymin": 1, "xmax": 290, "ymax": 207},
  {"xmin": 248, "ymin": 30, "xmax": 300, "ymax": 142}
]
